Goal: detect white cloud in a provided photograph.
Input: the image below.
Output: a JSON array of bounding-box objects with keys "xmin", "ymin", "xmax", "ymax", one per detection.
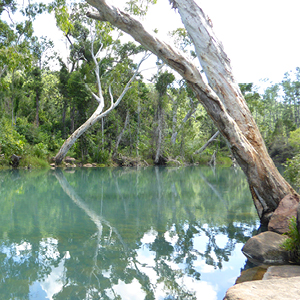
[
  {"xmin": 112, "ymin": 279, "xmax": 146, "ymax": 300},
  {"xmin": 182, "ymin": 277, "xmax": 218, "ymax": 300}
]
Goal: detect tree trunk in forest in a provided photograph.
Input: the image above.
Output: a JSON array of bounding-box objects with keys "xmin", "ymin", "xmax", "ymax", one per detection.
[
  {"xmin": 71, "ymin": 104, "xmax": 75, "ymax": 133},
  {"xmin": 170, "ymin": 97, "xmax": 198, "ymax": 145},
  {"xmin": 86, "ymin": 0, "xmax": 297, "ymax": 224},
  {"xmin": 169, "ymin": 93, "xmax": 178, "ymax": 145},
  {"xmin": 62, "ymin": 99, "xmax": 67, "ymax": 139},
  {"xmin": 101, "ymin": 118, "xmax": 104, "ymax": 151},
  {"xmin": 154, "ymin": 98, "xmax": 164, "ymax": 164},
  {"xmin": 136, "ymin": 99, "xmax": 141, "ymax": 157},
  {"xmin": 35, "ymin": 94, "xmax": 39, "ymax": 127},
  {"xmin": 113, "ymin": 110, "xmax": 130, "ymax": 158}
]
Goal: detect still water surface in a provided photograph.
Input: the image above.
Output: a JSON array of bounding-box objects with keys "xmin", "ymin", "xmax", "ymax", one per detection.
[{"xmin": 0, "ymin": 166, "xmax": 259, "ymax": 300}]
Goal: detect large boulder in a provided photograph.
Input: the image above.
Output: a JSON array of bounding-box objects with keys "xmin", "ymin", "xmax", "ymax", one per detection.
[
  {"xmin": 268, "ymin": 194, "xmax": 300, "ymax": 234},
  {"xmin": 223, "ymin": 276, "xmax": 300, "ymax": 300},
  {"xmin": 242, "ymin": 231, "xmax": 290, "ymax": 264},
  {"xmin": 263, "ymin": 265, "xmax": 300, "ymax": 280},
  {"xmin": 65, "ymin": 156, "xmax": 76, "ymax": 164}
]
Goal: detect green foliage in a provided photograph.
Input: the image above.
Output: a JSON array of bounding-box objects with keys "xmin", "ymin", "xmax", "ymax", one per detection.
[
  {"xmin": 92, "ymin": 148, "xmax": 110, "ymax": 164},
  {"xmin": 16, "ymin": 118, "xmax": 43, "ymax": 144},
  {"xmin": 125, "ymin": 0, "xmax": 157, "ymax": 16},
  {"xmin": 284, "ymin": 154, "xmax": 300, "ymax": 188},
  {"xmin": 155, "ymin": 71, "xmax": 175, "ymax": 96},
  {"xmin": 282, "ymin": 217, "xmax": 300, "ymax": 263},
  {"xmin": 0, "ymin": 0, "xmax": 17, "ymax": 15},
  {"xmin": 21, "ymin": 155, "xmax": 50, "ymax": 168},
  {"xmin": 33, "ymin": 142, "xmax": 49, "ymax": 158},
  {"xmin": 289, "ymin": 128, "xmax": 300, "ymax": 151},
  {"xmin": 54, "ymin": 3, "xmax": 73, "ymax": 35},
  {"xmin": 268, "ymin": 136, "xmax": 295, "ymax": 164},
  {"xmin": 0, "ymin": 119, "xmax": 26, "ymax": 158}
]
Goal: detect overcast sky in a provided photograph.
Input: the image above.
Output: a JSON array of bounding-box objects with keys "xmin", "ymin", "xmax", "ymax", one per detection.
[
  {"xmin": 11, "ymin": 0, "xmax": 300, "ymax": 86},
  {"xmin": 144, "ymin": 0, "xmax": 300, "ymax": 85}
]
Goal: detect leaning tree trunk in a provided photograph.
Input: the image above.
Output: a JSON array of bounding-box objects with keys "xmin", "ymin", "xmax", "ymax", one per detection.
[{"xmin": 86, "ymin": 0, "xmax": 296, "ymax": 224}]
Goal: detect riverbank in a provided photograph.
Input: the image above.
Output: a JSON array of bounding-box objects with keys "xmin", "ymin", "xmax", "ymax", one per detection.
[{"xmin": 224, "ymin": 196, "xmax": 300, "ymax": 299}]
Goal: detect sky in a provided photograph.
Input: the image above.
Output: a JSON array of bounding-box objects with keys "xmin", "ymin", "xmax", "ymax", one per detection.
[
  {"xmin": 8, "ymin": 0, "xmax": 300, "ymax": 87},
  {"xmin": 144, "ymin": 0, "xmax": 300, "ymax": 85}
]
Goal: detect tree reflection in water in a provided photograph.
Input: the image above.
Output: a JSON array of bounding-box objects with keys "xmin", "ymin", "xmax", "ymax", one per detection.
[{"xmin": 0, "ymin": 166, "xmax": 259, "ymax": 299}]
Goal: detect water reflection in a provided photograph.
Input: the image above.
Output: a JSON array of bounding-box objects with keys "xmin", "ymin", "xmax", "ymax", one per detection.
[{"xmin": 0, "ymin": 166, "xmax": 259, "ymax": 300}]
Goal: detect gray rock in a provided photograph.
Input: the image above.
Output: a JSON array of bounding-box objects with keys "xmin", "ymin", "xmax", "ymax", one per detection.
[
  {"xmin": 83, "ymin": 163, "xmax": 93, "ymax": 167},
  {"xmin": 242, "ymin": 231, "xmax": 290, "ymax": 264},
  {"xmin": 263, "ymin": 265, "xmax": 300, "ymax": 280},
  {"xmin": 65, "ymin": 156, "xmax": 76, "ymax": 163},
  {"xmin": 268, "ymin": 193, "xmax": 300, "ymax": 234},
  {"xmin": 223, "ymin": 276, "xmax": 300, "ymax": 300}
]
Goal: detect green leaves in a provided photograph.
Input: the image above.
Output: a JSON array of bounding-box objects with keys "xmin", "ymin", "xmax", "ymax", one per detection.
[
  {"xmin": 0, "ymin": 0, "xmax": 17, "ymax": 15},
  {"xmin": 0, "ymin": 119, "xmax": 26, "ymax": 158},
  {"xmin": 55, "ymin": 4, "xmax": 74, "ymax": 35},
  {"xmin": 155, "ymin": 71, "xmax": 175, "ymax": 96},
  {"xmin": 282, "ymin": 217, "xmax": 300, "ymax": 263},
  {"xmin": 125, "ymin": 0, "xmax": 157, "ymax": 16}
]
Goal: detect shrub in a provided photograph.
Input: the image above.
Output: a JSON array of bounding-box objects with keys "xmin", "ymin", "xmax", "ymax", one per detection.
[
  {"xmin": 289, "ymin": 128, "xmax": 300, "ymax": 151},
  {"xmin": 33, "ymin": 143, "xmax": 49, "ymax": 158},
  {"xmin": 284, "ymin": 154, "xmax": 300, "ymax": 188},
  {"xmin": 21, "ymin": 155, "xmax": 50, "ymax": 169},
  {"xmin": 0, "ymin": 119, "xmax": 27, "ymax": 157},
  {"xmin": 282, "ymin": 216, "xmax": 300, "ymax": 263}
]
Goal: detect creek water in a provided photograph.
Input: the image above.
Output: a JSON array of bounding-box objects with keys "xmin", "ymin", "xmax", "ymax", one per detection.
[{"xmin": 0, "ymin": 166, "xmax": 259, "ymax": 300}]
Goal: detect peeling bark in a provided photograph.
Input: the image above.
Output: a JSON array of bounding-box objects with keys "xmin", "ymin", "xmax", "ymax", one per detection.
[{"xmin": 85, "ymin": 0, "xmax": 296, "ymax": 223}]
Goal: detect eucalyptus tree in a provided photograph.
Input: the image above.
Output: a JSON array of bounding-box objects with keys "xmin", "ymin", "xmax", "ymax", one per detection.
[
  {"xmin": 53, "ymin": 4, "xmax": 150, "ymax": 163},
  {"xmin": 84, "ymin": 0, "xmax": 296, "ymax": 223}
]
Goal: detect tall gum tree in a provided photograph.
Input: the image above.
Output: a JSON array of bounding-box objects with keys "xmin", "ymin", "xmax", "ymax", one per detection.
[{"xmin": 85, "ymin": 0, "xmax": 297, "ymax": 224}]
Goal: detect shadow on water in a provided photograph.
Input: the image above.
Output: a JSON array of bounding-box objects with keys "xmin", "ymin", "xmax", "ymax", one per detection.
[{"xmin": 0, "ymin": 166, "xmax": 259, "ymax": 300}]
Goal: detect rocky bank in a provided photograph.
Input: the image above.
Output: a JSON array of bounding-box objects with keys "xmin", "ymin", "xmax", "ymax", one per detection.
[{"xmin": 223, "ymin": 194, "xmax": 300, "ymax": 300}]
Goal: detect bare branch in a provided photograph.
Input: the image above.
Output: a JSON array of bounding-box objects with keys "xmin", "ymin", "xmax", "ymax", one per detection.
[
  {"xmin": 194, "ymin": 131, "xmax": 220, "ymax": 155},
  {"xmin": 108, "ymin": 84, "xmax": 114, "ymax": 107}
]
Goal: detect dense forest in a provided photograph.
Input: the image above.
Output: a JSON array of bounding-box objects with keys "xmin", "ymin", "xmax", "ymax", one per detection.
[{"xmin": 1, "ymin": 0, "xmax": 300, "ymax": 186}]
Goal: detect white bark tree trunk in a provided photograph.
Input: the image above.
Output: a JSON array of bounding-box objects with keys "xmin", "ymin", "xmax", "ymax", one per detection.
[
  {"xmin": 169, "ymin": 93, "xmax": 178, "ymax": 145},
  {"xmin": 113, "ymin": 109, "xmax": 130, "ymax": 158},
  {"xmin": 154, "ymin": 99, "xmax": 164, "ymax": 164},
  {"xmin": 195, "ymin": 131, "xmax": 220, "ymax": 155},
  {"xmin": 170, "ymin": 96, "xmax": 199, "ymax": 145},
  {"xmin": 86, "ymin": 0, "xmax": 296, "ymax": 223},
  {"xmin": 53, "ymin": 53, "xmax": 149, "ymax": 164}
]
